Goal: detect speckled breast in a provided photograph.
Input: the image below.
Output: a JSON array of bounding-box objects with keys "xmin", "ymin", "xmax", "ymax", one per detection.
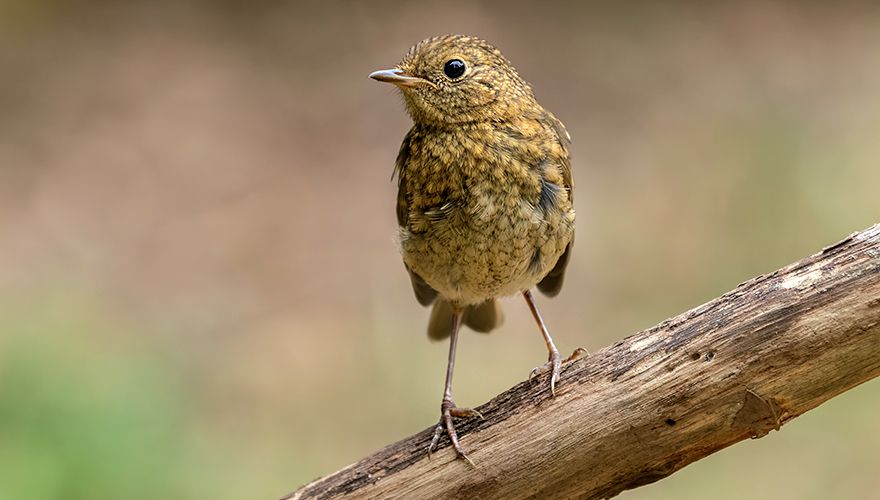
[{"xmin": 399, "ymin": 171, "xmax": 575, "ymax": 306}]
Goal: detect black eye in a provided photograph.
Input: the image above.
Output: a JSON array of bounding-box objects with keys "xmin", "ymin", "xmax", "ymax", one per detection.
[{"xmin": 443, "ymin": 59, "xmax": 466, "ymax": 79}]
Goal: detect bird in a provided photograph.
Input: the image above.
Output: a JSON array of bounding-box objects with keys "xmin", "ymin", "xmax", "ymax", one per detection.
[{"xmin": 370, "ymin": 34, "xmax": 584, "ymax": 464}]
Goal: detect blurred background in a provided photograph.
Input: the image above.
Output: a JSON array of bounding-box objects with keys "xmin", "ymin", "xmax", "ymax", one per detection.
[{"xmin": 0, "ymin": 1, "xmax": 878, "ymax": 498}]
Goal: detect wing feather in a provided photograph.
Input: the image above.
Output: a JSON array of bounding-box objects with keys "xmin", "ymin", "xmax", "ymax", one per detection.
[
  {"xmin": 396, "ymin": 128, "xmax": 439, "ymax": 306},
  {"xmin": 537, "ymin": 111, "xmax": 574, "ymax": 297}
]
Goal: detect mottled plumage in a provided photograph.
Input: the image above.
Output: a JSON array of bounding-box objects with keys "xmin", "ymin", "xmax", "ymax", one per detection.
[{"xmin": 371, "ymin": 34, "xmax": 581, "ymax": 463}]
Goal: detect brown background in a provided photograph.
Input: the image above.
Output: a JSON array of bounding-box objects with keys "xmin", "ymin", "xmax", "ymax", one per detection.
[{"xmin": 0, "ymin": 1, "xmax": 878, "ymax": 498}]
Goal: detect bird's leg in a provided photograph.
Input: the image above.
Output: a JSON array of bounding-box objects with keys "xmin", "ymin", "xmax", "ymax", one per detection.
[
  {"xmin": 428, "ymin": 308, "xmax": 483, "ymax": 465},
  {"xmin": 524, "ymin": 289, "xmax": 587, "ymax": 396}
]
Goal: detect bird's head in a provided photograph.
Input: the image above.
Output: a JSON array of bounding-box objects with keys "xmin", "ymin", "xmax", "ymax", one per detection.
[{"xmin": 370, "ymin": 35, "xmax": 537, "ymax": 126}]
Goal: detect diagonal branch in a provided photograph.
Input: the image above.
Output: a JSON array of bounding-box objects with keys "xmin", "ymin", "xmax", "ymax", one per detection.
[{"xmin": 285, "ymin": 224, "xmax": 880, "ymax": 500}]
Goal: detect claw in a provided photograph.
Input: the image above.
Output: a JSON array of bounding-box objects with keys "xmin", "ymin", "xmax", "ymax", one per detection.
[
  {"xmin": 550, "ymin": 352, "xmax": 561, "ymax": 396},
  {"xmin": 427, "ymin": 399, "xmax": 481, "ymax": 465},
  {"xmin": 449, "ymin": 407, "xmax": 484, "ymax": 419},
  {"xmin": 566, "ymin": 347, "xmax": 589, "ymax": 362},
  {"xmin": 530, "ymin": 347, "xmax": 589, "ymax": 396}
]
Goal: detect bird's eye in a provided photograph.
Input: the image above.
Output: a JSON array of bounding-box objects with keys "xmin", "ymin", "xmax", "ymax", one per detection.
[{"xmin": 443, "ymin": 59, "xmax": 466, "ymax": 79}]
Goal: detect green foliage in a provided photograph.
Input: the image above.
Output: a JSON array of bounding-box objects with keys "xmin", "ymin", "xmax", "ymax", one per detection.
[{"xmin": 0, "ymin": 299, "xmax": 188, "ymax": 500}]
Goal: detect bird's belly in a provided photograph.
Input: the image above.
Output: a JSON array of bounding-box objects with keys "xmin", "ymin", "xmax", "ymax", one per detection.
[{"xmin": 400, "ymin": 200, "xmax": 573, "ymax": 306}]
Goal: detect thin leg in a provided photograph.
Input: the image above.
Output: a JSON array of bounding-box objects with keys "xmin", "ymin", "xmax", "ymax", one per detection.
[
  {"xmin": 428, "ymin": 308, "xmax": 483, "ymax": 465},
  {"xmin": 524, "ymin": 289, "xmax": 587, "ymax": 396}
]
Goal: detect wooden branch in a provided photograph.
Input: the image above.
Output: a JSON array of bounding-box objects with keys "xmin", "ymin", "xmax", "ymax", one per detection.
[{"xmin": 286, "ymin": 224, "xmax": 880, "ymax": 500}]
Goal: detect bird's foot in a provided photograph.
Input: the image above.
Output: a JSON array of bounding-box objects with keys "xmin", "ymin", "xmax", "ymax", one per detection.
[
  {"xmin": 529, "ymin": 347, "xmax": 589, "ymax": 396},
  {"xmin": 428, "ymin": 398, "xmax": 483, "ymax": 466}
]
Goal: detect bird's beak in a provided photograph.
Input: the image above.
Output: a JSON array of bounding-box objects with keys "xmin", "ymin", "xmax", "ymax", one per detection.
[{"xmin": 369, "ymin": 68, "xmax": 432, "ymax": 88}]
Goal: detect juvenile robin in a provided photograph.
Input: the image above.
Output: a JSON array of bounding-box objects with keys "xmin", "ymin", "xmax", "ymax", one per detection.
[{"xmin": 370, "ymin": 35, "xmax": 583, "ymax": 464}]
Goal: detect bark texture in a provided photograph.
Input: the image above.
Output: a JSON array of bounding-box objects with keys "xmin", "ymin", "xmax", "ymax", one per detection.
[{"xmin": 286, "ymin": 224, "xmax": 880, "ymax": 500}]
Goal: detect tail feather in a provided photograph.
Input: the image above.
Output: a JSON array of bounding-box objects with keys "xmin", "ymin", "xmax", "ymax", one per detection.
[
  {"xmin": 427, "ymin": 300, "xmax": 454, "ymax": 340},
  {"xmin": 427, "ymin": 299, "xmax": 504, "ymax": 340},
  {"xmin": 463, "ymin": 299, "xmax": 504, "ymax": 333}
]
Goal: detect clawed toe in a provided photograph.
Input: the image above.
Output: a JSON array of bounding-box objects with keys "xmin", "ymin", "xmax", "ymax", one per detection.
[
  {"xmin": 449, "ymin": 407, "xmax": 483, "ymax": 419},
  {"xmin": 530, "ymin": 347, "xmax": 589, "ymax": 396},
  {"xmin": 427, "ymin": 399, "xmax": 482, "ymax": 465},
  {"xmin": 566, "ymin": 347, "xmax": 589, "ymax": 363}
]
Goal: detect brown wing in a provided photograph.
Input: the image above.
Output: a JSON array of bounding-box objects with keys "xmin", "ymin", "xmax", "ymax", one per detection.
[
  {"xmin": 537, "ymin": 241, "xmax": 572, "ymax": 297},
  {"xmin": 537, "ymin": 111, "xmax": 574, "ymax": 297},
  {"xmin": 396, "ymin": 128, "xmax": 439, "ymax": 306},
  {"xmin": 543, "ymin": 110, "xmax": 573, "ymax": 202}
]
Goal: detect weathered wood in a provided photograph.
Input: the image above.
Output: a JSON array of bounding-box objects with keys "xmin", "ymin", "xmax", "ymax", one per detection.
[{"xmin": 285, "ymin": 224, "xmax": 880, "ymax": 500}]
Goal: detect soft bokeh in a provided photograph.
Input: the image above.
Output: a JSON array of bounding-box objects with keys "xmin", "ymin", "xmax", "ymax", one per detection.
[{"xmin": 1, "ymin": 1, "xmax": 878, "ymax": 499}]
